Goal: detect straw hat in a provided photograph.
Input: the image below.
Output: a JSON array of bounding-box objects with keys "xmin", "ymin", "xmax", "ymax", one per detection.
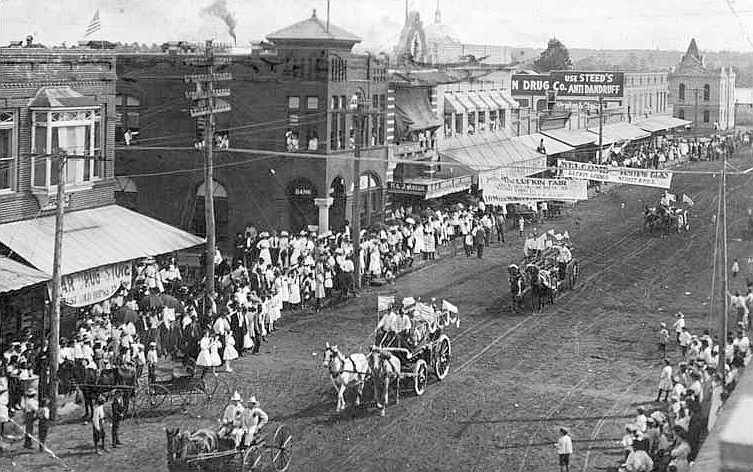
[
  {"xmin": 247, "ymin": 395, "xmax": 259, "ymax": 405},
  {"xmin": 231, "ymin": 391, "xmax": 242, "ymax": 402}
]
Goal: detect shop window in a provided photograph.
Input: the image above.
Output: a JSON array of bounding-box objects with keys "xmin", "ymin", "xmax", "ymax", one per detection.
[
  {"xmin": 31, "ymin": 108, "xmax": 104, "ymax": 192},
  {"xmin": 306, "ymin": 130, "xmax": 319, "ymax": 150},
  {"xmin": 703, "ymin": 110, "xmax": 710, "ymax": 122},
  {"xmin": 468, "ymin": 112, "xmax": 476, "ymax": 134},
  {"xmin": 455, "ymin": 113, "xmax": 463, "ymax": 135},
  {"xmin": 306, "ymin": 96, "xmax": 319, "ymax": 110},
  {"xmin": 444, "ymin": 113, "xmax": 453, "ymax": 136},
  {"xmin": 678, "ymin": 83, "xmax": 685, "ymax": 101},
  {"xmin": 288, "ymin": 96, "xmax": 300, "ymax": 109},
  {"xmin": 703, "ymin": 84, "xmax": 710, "ymax": 101},
  {"xmin": 331, "ymin": 96, "xmax": 339, "ymax": 110},
  {"xmin": 195, "ymin": 180, "xmax": 229, "ymax": 241},
  {"xmin": 677, "ymin": 109, "xmax": 685, "ymax": 120},
  {"xmin": 0, "ymin": 111, "xmax": 17, "ymax": 192}
]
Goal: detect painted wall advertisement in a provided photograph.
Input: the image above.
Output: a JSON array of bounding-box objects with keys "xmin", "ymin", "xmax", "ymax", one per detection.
[
  {"xmin": 51, "ymin": 262, "xmax": 133, "ymax": 307},
  {"xmin": 479, "ymin": 174, "xmax": 588, "ymax": 202},
  {"xmin": 511, "ymin": 71, "xmax": 625, "ymax": 98},
  {"xmin": 557, "ymin": 159, "xmax": 673, "ymax": 189}
]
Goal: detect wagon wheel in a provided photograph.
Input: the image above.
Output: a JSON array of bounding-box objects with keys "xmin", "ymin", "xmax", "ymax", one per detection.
[
  {"xmin": 242, "ymin": 446, "xmax": 263, "ymax": 472},
  {"xmin": 433, "ymin": 335, "xmax": 451, "ymax": 381},
  {"xmin": 413, "ymin": 359, "xmax": 428, "ymax": 396},
  {"xmin": 149, "ymin": 384, "xmax": 173, "ymax": 414},
  {"xmin": 569, "ymin": 262, "xmax": 579, "ymax": 289},
  {"xmin": 129, "ymin": 385, "xmax": 148, "ymax": 421},
  {"xmin": 270, "ymin": 424, "xmax": 293, "ymax": 472}
]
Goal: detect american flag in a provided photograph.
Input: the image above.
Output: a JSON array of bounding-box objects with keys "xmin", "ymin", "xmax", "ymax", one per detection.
[{"xmin": 85, "ymin": 10, "xmax": 101, "ymax": 37}]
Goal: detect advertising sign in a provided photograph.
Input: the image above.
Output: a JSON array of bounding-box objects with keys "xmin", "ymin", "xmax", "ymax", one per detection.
[
  {"xmin": 557, "ymin": 159, "xmax": 672, "ymax": 189},
  {"xmin": 53, "ymin": 262, "xmax": 133, "ymax": 307},
  {"xmin": 479, "ymin": 174, "xmax": 588, "ymax": 202},
  {"xmin": 387, "ymin": 181, "xmax": 427, "ymax": 196},
  {"xmin": 425, "ymin": 175, "xmax": 473, "ymax": 199},
  {"xmin": 511, "ymin": 71, "xmax": 625, "ymax": 98}
]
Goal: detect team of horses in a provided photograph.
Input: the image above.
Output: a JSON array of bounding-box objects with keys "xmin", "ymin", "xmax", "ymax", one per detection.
[
  {"xmin": 58, "ymin": 361, "xmax": 138, "ymax": 422},
  {"xmin": 507, "ymin": 263, "xmax": 558, "ymax": 311},
  {"xmin": 643, "ymin": 205, "xmax": 690, "ymax": 235}
]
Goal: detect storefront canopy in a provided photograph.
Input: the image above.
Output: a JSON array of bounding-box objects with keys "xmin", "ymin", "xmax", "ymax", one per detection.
[
  {"xmin": 394, "ymin": 88, "xmax": 443, "ymax": 140},
  {"xmin": 439, "ymin": 130, "xmax": 547, "ymax": 178},
  {"xmin": 512, "ymin": 133, "xmax": 574, "ymax": 156},
  {"xmin": 0, "ymin": 256, "xmax": 50, "ymax": 294},
  {"xmin": 588, "ymin": 122, "xmax": 651, "ymax": 145},
  {"xmin": 444, "ymin": 94, "xmax": 466, "ymax": 114},
  {"xmin": 635, "ymin": 115, "xmax": 692, "ymax": 133},
  {"xmin": 541, "ymin": 128, "xmax": 597, "ymax": 147},
  {"xmin": 0, "ymin": 205, "xmax": 205, "ymax": 276}
]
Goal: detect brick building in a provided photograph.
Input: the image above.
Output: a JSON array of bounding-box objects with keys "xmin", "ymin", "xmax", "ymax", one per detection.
[
  {"xmin": 0, "ymin": 42, "xmax": 202, "ymax": 345},
  {"xmin": 115, "ymin": 10, "xmax": 390, "ymax": 248},
  {"xmin": 669, "ymin": 39, "xmax": 736, "ymax": 130}
]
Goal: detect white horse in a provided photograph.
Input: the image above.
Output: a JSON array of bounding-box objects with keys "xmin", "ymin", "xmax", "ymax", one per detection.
[
  {"xmin": 322, "ymin": 343, "xmax": 370, "ymax": 412},
  {"xmin": 367, "ymin": 345, "xmax": 401, "ymax": 417}
]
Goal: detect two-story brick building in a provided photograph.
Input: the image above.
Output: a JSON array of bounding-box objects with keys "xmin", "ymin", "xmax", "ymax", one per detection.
[
  {"xmin": 0, "ymin": 43, "xmax": 202, "ymax": 344},
  {"xmin": 669, "ymin": 39, "xmax": 736, "ymax": 130},
  {"xmin": 115, "ymin": 10, "xmax": 390, "ymax": 247}
]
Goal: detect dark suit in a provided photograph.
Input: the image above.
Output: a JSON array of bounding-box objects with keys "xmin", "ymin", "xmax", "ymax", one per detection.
[{"xmin": 230, "ymin": 311, "xmax": 245, "ymax": 354}]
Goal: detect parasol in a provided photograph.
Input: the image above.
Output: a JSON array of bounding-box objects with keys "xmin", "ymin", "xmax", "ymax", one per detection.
[
  {"xmin": 159, "ymin": 293, "xmax": 185, "ymax": 313},
  {"xmin": 112, "ymin": 305, "xmax": 139, "ymax": 325},
  {"xmin": 405, "ymin": 217, "xmax": 416, "ymax": 225},
  {"xmin": 141, "ymin": 292, "xmax": 164, "ymax": 310}
]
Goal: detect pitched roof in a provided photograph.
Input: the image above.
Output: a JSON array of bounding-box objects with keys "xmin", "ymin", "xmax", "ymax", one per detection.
[
  {"xmin": 266, "ymin": 10, "xmax": 361, "ymax": 44},
  {"xmin": 686, "ymin": 39, "xmax": 701, "ymax": 62},
  {"xmin": 28, "ymin": 86, "xmax": 98, "ymax": 108}
]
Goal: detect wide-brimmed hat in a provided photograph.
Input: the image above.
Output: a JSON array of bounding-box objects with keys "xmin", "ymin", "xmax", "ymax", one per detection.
[
  {"xmin": 247, "ymin": 395, "xmax": 259, "ymax": 405},
  {"xmin": 26, "ymin": 388, "xmax": 37, "ymax": 397},
  {"xmin": 231, "ymin": 391, "xmax": 242, "ymax": 402},
  {"xmin": 259, "ymin": 231, "xmax": 270, "ymax": 238},
  {"xmin": 280, "ymin": 231, "xmax": 289, "ymax": 237}
]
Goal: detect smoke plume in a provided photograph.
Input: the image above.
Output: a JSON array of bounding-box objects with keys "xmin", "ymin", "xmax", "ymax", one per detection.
[{"xmin": 201, "ymin": 0, "xmax": 237, "ymax": 44}]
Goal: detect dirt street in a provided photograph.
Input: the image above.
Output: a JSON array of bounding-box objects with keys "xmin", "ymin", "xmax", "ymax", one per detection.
[{"xmin": 3, "ymin": 152, "xmax": 753, "ymax": 472}]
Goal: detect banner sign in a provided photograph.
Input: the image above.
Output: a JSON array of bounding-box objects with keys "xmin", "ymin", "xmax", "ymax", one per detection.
[
  {"xmin": 479, "ymin": 174, "xmax": 587, "ymax": 202},
  {"xmin": 425, "ymin": 175, "xmax": 473, "ymax": 199},
  {"xmin": 387, "ymin": 181, "xmax": 427, "ymax": 196},
  {"xmin": 53, "ymin": 262, "xmax": 133, "ymax": 308},
  {"xmin": 511, "ymin": 71, "xmax": 625, "ymax": 98},
  {"xmin": 557, "ymin": 159, "xmax": 672, "ymax": 189}
]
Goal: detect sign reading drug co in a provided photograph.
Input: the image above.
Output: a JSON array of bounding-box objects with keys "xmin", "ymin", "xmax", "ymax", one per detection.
[
  {"xmin": 511, "ymin": 71, "xmax": 625, "ymax": 98},
  {"xmin": 51, "ymin": 262, "xmax": 133, "ymax": 308}
]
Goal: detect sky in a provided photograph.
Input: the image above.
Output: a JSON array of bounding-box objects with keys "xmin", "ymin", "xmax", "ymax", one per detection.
[{"xmin": 2, "ymin": 0, "xmax": 753, "ymax": 53}]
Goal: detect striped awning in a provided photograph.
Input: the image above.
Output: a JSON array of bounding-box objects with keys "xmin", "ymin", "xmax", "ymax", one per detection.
[
  {"xmin": 444, "ymin": 94, "xmax": 466, "ymax": 114},
  {"xmin": 0, "ymin": 205, "xmax": 205, "ymax": 276},
  {"xmin": 467, "ymin": 92, "xmax": 490, "ymax": 111}
]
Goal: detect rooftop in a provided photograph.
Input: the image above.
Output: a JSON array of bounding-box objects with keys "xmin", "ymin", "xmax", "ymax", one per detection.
[{"xmin": 266, "ymin": 9, "xmax": 361, "ymax": 47}]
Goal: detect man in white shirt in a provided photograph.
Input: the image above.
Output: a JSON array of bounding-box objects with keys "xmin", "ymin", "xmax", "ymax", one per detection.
[
  {"xmin": 678, "ymin": 327, "xmax": 692, "ymax": 358},
  {"xmin": 556, "ymin": 427, "xmax": 573, "ymax": 472},
  {"xmin": 672, "ymin": 313, "xmax": 686, "ymax": 342}
]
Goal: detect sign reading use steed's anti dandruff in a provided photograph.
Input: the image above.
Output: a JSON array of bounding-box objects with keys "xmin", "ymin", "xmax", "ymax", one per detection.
[{"xmin": 511, "ymin": 71, "xmax": 625, "ymax": 98}]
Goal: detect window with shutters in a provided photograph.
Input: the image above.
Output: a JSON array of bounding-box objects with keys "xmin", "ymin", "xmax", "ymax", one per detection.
[{"xmin": 0, "ymin": 111, "xmax": 17, "ymax": 192}]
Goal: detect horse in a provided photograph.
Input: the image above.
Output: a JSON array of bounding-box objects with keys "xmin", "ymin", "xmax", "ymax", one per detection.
[
  {"xmin": 366, "ymin": 346, "xmax": 401, "ymax": 417},
  {"xmin": 643, "ymin": 206, "xmax": 664, "ymax": 235},
  {"xmin": 525, "ymin": 264, "xmax": 557, "ymax": 311},
  {"xmin": 165, "ymin": 427, "xmax": 219, "ymax": 465},
  {"xmin": 507, "ymin": 264, "xmax": 526, "ymax": 309},
  {"xmin": 322, "ymin": 343, "xmax": 370, "ymax": 412},
  {"xmin": 77, "ymin": 364, "xmax": 138, "ymax": 422}
]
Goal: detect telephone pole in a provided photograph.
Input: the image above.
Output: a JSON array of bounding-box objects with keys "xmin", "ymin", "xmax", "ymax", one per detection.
[
  {"xmin": 720, "ymin": 150, "xmax": 729, "ymax": 385},
  {"xmin": 48, "ymin": 151, "xmax": 66, "ymax": 420},
  {"xmin": 351, "ymin": 97, "xmax": 364, "ymax": 289},
  {"xmin": 598, "ymin": 95, "xmax": 604, "ymax": 164},
  {"xmin": 185, "ymin": 40, "xmax": 232, "ymax": 296}
]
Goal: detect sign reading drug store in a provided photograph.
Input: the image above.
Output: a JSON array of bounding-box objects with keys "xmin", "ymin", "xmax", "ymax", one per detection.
[{"xmin": 50, "ymin": 262, "xmax": 133, "ymax": 308}]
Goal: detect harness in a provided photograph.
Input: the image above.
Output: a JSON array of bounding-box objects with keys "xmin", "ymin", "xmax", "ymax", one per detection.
[{"xmin": 328, "ymin": 351, "xmax": 366, "ymax": 379}]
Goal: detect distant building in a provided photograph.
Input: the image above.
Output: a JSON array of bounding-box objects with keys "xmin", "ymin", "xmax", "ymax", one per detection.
[
  {"xmin": 116, "ymin": 10, "xmax": 390, "ymax": 244},
  {"xmin": 734, "ymin": 88, "xmax": 753, "ymax": 126},
  {"xmin": 668, "ymin": 39, "xmax": 735, "ymax": 130}
]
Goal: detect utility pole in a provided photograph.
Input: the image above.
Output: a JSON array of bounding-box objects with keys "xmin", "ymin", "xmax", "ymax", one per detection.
[
  {"xmin": 351, "ymin": 96, "xmax": 364, "ymax": 289},
  {"xmin": 598, "ymin": 95, "xmax": 604, "ymax": 164},
  {"xmin": 48, "ymin": 151, "xmax": 66, "ymax": 420},
  {"xmin": 185, "ymin": 40, "xmax": 232, "ymax": 297},
  {"xmin": 694, "ymin": 88, "xmax": 699, "ymax": 132},
  {"xmin": 720, "ymin": 150, "xmax": 729, "ymax": 386}
]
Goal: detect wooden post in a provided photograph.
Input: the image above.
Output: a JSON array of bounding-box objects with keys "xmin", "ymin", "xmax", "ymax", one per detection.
[
  {"xmin": 720, "ymin": 150, "xmax": 729, "ymax": 386},
  {"xmin": 598, "ymin": 96, "xmax": 604, "ymax": 164},
  {"xmin": 352, "ymin": 101, "xmax": 362, "ymax": 289},
  {"xmin": 48, "ymin": 152, "xmax": 66, "ymax": 419},
  {"xmin": 204, "ymin": 40, "xmax": 216, "ymax": 297}
]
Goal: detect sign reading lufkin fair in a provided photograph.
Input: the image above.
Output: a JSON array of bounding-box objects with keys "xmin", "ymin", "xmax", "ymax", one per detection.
[
  {"xmin": 479, "ymin": 173, "xmax": 588, "ymax": 202},
  {"xmin": 557, "ymin": 159, "xmax": 673, "ymax": 189},
  {"xmin": 51, "ymin": 262, "xmax": 133, "ymax": 307}
]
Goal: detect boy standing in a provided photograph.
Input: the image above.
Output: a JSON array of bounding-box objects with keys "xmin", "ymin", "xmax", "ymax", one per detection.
[
  {"xmin": 556, "ymin": 427, "xmax": 573, "ymax": 472},
  {"xmin": 92, "ymin": 395, "xmax": 107, "ymax": 455},
  {"xmin": 37, "ymin": 398, "xmax": 50, "ymax": 451},
  {"xmin": 658, "ymin": 323, "xmax": 669, "ymax": 359}
]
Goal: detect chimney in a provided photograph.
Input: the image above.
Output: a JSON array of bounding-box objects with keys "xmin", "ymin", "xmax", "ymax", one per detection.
[
  {"xmin": 25, "ymin": 35, "xmax": 33, "ymax": 47},
  {"xmin": 326, "ymin": 0, "xmax": 330, "ymax": 33}
]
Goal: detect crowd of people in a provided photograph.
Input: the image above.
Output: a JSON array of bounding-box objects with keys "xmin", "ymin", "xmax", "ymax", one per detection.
[{"xmin": 613, "ymin": 313, "xmax": 751, "ymax": 472}]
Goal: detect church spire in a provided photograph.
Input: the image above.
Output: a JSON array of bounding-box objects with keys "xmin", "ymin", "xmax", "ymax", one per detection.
[{"xmin": 435, "ymin": 0, "xmax": 442, "ymax": 24}]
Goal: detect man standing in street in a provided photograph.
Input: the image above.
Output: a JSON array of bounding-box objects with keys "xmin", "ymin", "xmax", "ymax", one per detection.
[
  {"xmin": 556, "ymin": 427, "xmax": 573, "ymax": 472},
  {"xmin": 473, "ymin": 223, "xmax": 485, "ymax": 259},
  {"xmin": 495, "ymin": 211, "xmax": 505, "ymax": 244},
  {"xmin": 111, "ymin": 390, "xmax": 125, "ymax": 448},
  {"xmin": 678, "ymin": 327, "xmax": 692, "ymax": 358},
  {"xmin": 92, "ymin": 395, "xmax": 107, "ymax": 455},
  {"xmin": 672, "ymin": 312, "xmax": 685, "ymax": 343},
  {"xmin": 658, "ymin": 323, "xmax": 669, "ymax": 360}
]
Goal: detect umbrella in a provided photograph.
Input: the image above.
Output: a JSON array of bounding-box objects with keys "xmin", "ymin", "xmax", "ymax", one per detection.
[
  {"xmin": 405, "ymin": 217, "xmax": 416, "ymax": 225},
  {"xmin": 158, "ymin": 293, "xmax": 185, "ymax": 314},
  {"xmin": 141, "ymin": 292, "xmax": 164, "ymax": 310},
  {"xmin": 112, "ymin": 306, "xmax": 139, "ymax": 325}
]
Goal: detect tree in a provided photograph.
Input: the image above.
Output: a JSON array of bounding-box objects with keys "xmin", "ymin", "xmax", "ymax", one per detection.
[{"xmin": 533, "ymin": 38, "xmax": 572, "ymax": 73}]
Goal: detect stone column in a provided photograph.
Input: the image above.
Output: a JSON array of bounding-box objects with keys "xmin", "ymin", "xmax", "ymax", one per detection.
[{"xmin": 314, "ymin": 197, "xmax": 334, "ymax": 234}]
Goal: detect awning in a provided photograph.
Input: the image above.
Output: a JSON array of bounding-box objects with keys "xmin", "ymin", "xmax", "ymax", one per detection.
[
  {"xmin": 541, "ymin": 128, "xmax": 597, "ymax": 147},
  {"xmin": 444, "ymin": 94, "xmax": 466, "ymax": 114},
  {"xmin": 394, "ymin": 88, "xmax": 443, "ymax": 139},
  {"xmin": 492, "ymin": 90, "xmax": 519, "ymax": 108},
  {"xmin": 588, "ymin": 122, "xmax": 651, "ymax": 145},
  {"xmin": 0, "ymin": 256, "xmax": 50, "ymax": 294},
  {"xmin": 635, "ymin": 115, "xmax": 693, "ymax": 132},
  {"xmin": 28, "ymin": 86, "xmax": 98, "ymax": 108},
  {"xmin": 454, "ymin": 94, "xmax": 478, "ymax": 114},
  {"xmin": 467, "ymin": 92, "xmax": 490, "ymax": 111},
  {"xmin": 439, "ymin": 130, "xmax": 546, "ymax": 178},
  {"xmin": 485, "ymin": 91, "xmax": 508, "ymax": 109},
  {"xmin": 0, "ymin": 205, "xmax": 205, "ymax": 276},
  {"xmin": 512, "ymin": 133, "xmax": 574, "ymax": 156}
]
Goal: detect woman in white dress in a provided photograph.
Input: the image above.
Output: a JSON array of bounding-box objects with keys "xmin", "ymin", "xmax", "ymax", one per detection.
[
  {"xmin": 196, "ymin": 330, "xmax": 217, "ymax": 376},
  {"xmin": 279, "ymin": 271, "xmax": 290, "ymax": 309},
  {"xmin": 368, "ymin": 244, "xmax": 382, "ymax": 278},
  {"xmin": 413, "ymin": 224, "xmax": 425, "ymax": 256},
  {"xmin": 288, "ymin": 270, "xmax": 301, "ymax": 309},
  {"xmin": 314, "ymin": 262, "xmax": 326, "ymax": 312},
  {"xmin": 222, "ymin": 333, "xmax": 238, "ymax": 372},
  {"xmin": 257, "ymin": 236, "xmax": 272, "ymax": 267},
  {"xmin": 207, "ymin": 335, "xmax": 222, "ymax": 374}
]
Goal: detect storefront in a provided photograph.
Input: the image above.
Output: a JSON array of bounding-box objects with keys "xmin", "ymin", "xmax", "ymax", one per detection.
[{"xmin": 0, "ymin": 257, "xmax": 50, "ymax": 349}]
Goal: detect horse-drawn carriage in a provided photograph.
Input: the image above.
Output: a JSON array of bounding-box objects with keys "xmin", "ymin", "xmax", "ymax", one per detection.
[
  {"xmin": 165, "ymin": 423, "xmax": 292, "ymax": 472},
  {"xmin": 508, "ymin": 243, "xmax": 579, "ymax": 310},
  {"xmin": 643, "ymin": 205, "xmax": 690, "ymax": 235}
]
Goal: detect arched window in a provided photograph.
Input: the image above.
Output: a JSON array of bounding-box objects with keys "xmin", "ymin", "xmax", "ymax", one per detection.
[
  {"xmin": 194, "ymin": 180, "xmax": 229, "ymax": 241},
  {"xmin": 677, "ymin": 109, "xmax": 685, "ymax": 120},
  {"xmin": 678, "ymin": 83, "xmax": 685, "ymax": 101},
  {"xmin": 354, "ymin": 173, "xmax": 382, "ymax": 226},
  {"xmin": 703, "ymin": 110, "xmax": 710, "ymax": 123},
  {"xmin": 703, "ymin": 84, "xmax": 710, "ymax": 101}
]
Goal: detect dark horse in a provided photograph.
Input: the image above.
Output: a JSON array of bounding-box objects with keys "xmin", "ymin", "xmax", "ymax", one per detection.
[
  {"xmin": 643, "ymin": 206, "xmax": 666, "ymax": 235},
  {"xmin": 525, "ymin": 264, "xmax": 557, "ymax": 311},
  {"xmin": 72, "ymin": 364, "xmax": 138, "ymax": 421},
  {"xmin": 507, "ymin": 264, "xmax": 526, "ymax": 309}
]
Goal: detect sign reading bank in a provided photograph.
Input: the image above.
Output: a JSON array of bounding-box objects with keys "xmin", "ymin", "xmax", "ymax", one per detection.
[{"xmin": 512, "ymin": 71, "xmax": 624, "ymax": 98}]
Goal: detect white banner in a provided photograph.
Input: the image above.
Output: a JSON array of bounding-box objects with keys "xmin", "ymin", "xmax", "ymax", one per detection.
[
  {"xmin": 479, "ymin": 174, "xmax": 588, "ymax": 202},
  {"xmin": 557, "ymin": 159, "xmax": 673, "ymax": 189},
  {"xmin": 51, "ymin": 262, "xmax": 133, "ymax": 308}
]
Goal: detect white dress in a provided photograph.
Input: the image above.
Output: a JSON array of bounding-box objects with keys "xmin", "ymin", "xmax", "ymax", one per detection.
[
  {"xmin": 208, "ymin": 339, "xmax": 222, "ymax": 366},
  {"xmin": 279, "ymin": 275, "xmax": 290, "ymax": 303},
  {"xmin": 289, "ymin": 275, "xmax": 301, "ymax": 305},
  {"xmin": 196, "ymin": 337, "xmax": 213, "ymax": 367},
  {"xmin": 257, "ymin": 238, "xmax": 272, "ymax": 267},
  {"xmin": 223, "ymin": 334, "xmax": 239, "ymax": 361}
]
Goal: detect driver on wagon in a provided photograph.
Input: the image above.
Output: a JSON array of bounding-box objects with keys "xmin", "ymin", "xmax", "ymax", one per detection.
[
  {"xmin": 375, "ymin": 303, "xmax": 400, "ymax": 345},
  {"xmin": 219, "ymin": 391, "xmax": 245, "ymax": 448},
  {"xmin": 241, "ymin": 395, "xmax": 268, "ymax": 448}
]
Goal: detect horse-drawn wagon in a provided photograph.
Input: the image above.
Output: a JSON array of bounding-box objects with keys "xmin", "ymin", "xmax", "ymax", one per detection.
[
  {"xmin": 508, "ymin": 241, "xmax": 579, "ymax": 310},
  {"xmin": 165, "ymin": 423, "xmax": 292, "ymax": 472},
  {"xmin": 368, "ymin": 298, "xmax": 459, "ymax": 415}
]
